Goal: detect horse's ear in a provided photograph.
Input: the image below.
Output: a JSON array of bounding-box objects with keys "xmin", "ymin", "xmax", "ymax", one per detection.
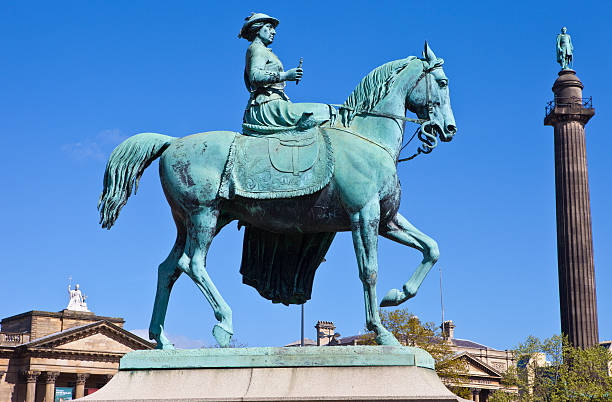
[{"xmin": 423, "ymin": 41, "xmax": 437, "ymax": 62}]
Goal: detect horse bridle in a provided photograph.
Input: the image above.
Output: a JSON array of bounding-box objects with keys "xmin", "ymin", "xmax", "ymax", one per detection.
[
  {"xmin": 334, "ymin": 59, "xmax": 443, "ymax": 163},
  {"xmin": 397, "ymin": 59, "xmax": 444, "ymax": 162}
]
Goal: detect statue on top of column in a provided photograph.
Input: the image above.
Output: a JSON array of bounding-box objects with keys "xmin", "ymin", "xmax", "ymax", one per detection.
[{"xmin": 556, "ymin": 27, "xmax": 573, "ymax": 70}]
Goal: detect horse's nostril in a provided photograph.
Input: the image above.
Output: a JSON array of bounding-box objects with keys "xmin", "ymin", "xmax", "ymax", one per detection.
[{"xmin": 446, "ymin": 124, "xmax": 456, "ymax": 133}]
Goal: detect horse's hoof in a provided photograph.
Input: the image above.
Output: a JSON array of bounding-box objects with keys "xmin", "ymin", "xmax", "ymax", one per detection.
[
  {"xmin": 380, "ymin": 288, "xmax": 404, "ymax": 307},
  {"xmin": 213, "ymin": 324, "xmax": 233, "ymax": 347},
  {"xmin": 376, "ymin": 332, "xmax": 401, "ymax": 346},
  {"xmin": 153, "ymin": 337, "xmax": 175, "ymax": 350},
  {"xmin": 151, "ymin": 330, "xmax": 176, "ymax": 350}
]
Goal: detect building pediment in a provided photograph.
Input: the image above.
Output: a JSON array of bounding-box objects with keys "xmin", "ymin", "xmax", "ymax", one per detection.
[
  {"xmin": 454, "ymin": 352, "xmax": 503, "ymax": 379},
  {"xmin": 16, "ymin": 320, "xmax": 154, "ymax": 354}
]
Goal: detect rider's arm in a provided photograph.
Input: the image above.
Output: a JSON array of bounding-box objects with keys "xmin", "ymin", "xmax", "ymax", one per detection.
[{"xmin": 247, "ymin": 47, "xmax": 282, "ymax": 87}]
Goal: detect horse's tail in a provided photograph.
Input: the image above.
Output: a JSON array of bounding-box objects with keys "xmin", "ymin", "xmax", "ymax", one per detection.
[{"xmin": 98, "ymin": 133, "xmax": 175, "ymax": 229}]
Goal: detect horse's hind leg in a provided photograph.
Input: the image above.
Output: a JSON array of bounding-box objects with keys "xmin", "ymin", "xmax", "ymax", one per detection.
[
  {"xmin": 149, "ymin": 214, "xmax": 186, "ymax": 349},
  {"xmin": 379, "ymin": 212, "xmax": 439, "ymax": 307},
  {"xmin": 180, "ymin": 208, "xmax": 233, "ymax": 347},
  {"xmin": 350, "ymin": 198, "xmax": 400, "ymax": 346}
]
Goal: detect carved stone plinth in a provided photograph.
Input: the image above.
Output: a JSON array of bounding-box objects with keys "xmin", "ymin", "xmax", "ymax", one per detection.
[{"xmin": 80, "ymin": 346, "xmax": 468, "ymax": 401}]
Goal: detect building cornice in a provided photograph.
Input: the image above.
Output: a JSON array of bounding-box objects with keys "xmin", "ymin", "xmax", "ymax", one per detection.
[
  {"xmin": 19, "ymin": 347, "xmax": 123, "ymax": 363},
  {"xmin": 15, "ymin": 320, "xmax": 154, "ymax": 352},
  {"xmin": 1, "ymin": 310, "xmax": 124, "ymax": 326}
]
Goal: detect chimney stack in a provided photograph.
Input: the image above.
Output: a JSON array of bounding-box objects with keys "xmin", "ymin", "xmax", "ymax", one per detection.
[
  {"xmin": 441, "ymin": 320, "xmax": 455, "ymax": 339},
  {"xmin": 315, "ymin": 321, "xmax": 336, "ymax": 346}
]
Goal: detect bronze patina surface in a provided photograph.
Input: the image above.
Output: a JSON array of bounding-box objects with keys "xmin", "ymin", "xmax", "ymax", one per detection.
[{"xmin": 98, "ymin": 14, "xmax": 457, "ymax": 349}]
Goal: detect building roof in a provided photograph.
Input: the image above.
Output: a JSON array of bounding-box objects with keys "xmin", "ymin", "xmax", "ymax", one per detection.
[
  {"xmin": 451, "ymin": 337, "xmax": 493, "ymax": 350},
  {"xmin": 1, "ymin": 309, "xmax": 124, "ymax": 326},
  {"xmin": 336, "ymin": 335, "xmax": 364, "ymax": 345},
  {"xmin": 284, "ymin": 338, "xmax": 317, "ymax": 347}
]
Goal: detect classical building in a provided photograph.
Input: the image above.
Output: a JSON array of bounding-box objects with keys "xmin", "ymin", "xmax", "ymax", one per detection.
[
  {"xmin": 440, "ymin": 321, "xmax": 516, "ymax": 401},
  {"xmin": 288, "ymin": 320, "xmax": 517, "ymax": 402},
  {"xmin": 0, "ymin": 286, "xmax": 153, "ymax": 401}
]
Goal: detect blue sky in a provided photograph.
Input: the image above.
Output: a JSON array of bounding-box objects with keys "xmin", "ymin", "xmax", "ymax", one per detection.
[{"xmin": 1, "ymin": 1, "xmax": 610, "ymax": 349}]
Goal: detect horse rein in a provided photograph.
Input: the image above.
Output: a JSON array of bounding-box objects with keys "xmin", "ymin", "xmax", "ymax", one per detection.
[
  {"xmin": 396, "ymin": 60, "xmax": 443, "ymax": 162},
  {"xmin": 332, "ymin": 59, "xmax": 443, "ymax": 164}
]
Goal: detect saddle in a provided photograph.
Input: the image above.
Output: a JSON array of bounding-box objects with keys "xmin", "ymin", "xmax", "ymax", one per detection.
[{"xmin": 219, "ymin": 122, "xmax": 334, "ymax": 199}]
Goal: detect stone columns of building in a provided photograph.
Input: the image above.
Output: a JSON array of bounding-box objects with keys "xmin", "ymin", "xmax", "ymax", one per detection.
[
  {"xmin": 44, "ymin": 371, "xmax": 60, "ymax": 402},
  {"xmin": 75, "ymin": 373, "xmax": 90, "ymax": 399},
  {"xmin": 544, "ymin": 69, "xmax": 598, "ymax": 348},
  {"xmin": 20, "ymin": 370, "xmax": 41, "ymax": 402},
  {"xmin": 471, "ymin": 388, "xmax": 480, "ymax": 402}
]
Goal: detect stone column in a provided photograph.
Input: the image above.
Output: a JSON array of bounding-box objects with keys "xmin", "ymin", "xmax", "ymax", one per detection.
[
  {"xmin": 20, "ymin": 370, "xmax": 40, "ymax": 402},
  {"xmin": 44, "ymin": 372, "xmax": 60, "ymax": 402},
  {"xmin": 471, "ymin": 388, "xmax": 480, "ymax": 402},
  {"xmin": 104, "ymin": 374, "xmax": 114, "ymax": 384},
  {"xmin": 544, "ymin": 69, "xmax": 598, "ymax": 348},
  {"xmin": 75, "ymin": 373, "xmax": 90, "ymax": 399}
]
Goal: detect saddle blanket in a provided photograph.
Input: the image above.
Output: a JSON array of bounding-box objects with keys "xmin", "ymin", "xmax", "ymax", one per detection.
[{"xmin": 219, "ymin": 128, "xmax": 334, "ymax": 199}]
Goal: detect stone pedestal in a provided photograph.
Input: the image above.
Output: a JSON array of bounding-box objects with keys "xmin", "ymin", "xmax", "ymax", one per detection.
[
  {"xmin": 79, "ymin": 346, "xmax": 468, "ymax": 401},
  {"xmin": 544, "ymin": 69, "xmax": 598, "ymax": 348}
]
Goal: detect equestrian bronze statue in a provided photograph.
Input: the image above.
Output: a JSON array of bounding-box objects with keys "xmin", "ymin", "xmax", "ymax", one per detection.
[{"xmin": 98, "ymin": 13, "xmax": 457, "ymax": 349}]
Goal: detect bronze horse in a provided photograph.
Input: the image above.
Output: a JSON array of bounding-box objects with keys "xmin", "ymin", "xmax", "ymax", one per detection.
[{"xmin": 99, "ymin": 43, "xmax": 456, "ymax": 348}]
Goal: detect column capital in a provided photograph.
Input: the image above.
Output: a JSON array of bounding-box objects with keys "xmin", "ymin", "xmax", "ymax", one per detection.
[
  {"xmin": 20, "ymin": 370, "xmax": 41, "ymax": 383},
  {"xmin": 76, "ymin": 373, "xmax": 90, "ymax": 384},
  {"xmin": 44, "ymin": 371, "xmax": 60, "ymax": 384},
  {"xmin": 544, "ymin": 107, "xmax": 594, "ymax": 126}
]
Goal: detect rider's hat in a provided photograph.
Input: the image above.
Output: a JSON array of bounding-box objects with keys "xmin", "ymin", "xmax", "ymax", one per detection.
[{"xmin": 238, "ymin": 13, "xmax": 279, "ymax": 39}]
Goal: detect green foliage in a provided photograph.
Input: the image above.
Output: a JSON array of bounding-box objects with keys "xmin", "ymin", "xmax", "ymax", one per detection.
[
  {"xmin": 360, "ymin": 309, "xmax": 468, "ymax": 391},
  {"xmin": 489, "ymin": 335, "xmax": 612, "ymax": 402}
]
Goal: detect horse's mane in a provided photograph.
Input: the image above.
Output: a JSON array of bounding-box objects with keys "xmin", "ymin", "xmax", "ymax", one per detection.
[{"xmin": 342, "ymin": 56, "xmax": 417, "ymax": 122}]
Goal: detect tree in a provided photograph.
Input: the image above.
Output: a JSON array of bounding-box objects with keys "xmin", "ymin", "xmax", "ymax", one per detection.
[
  {"xmin": 360, "ymin": 309, "xmax": 470, "ymax": 399},
  {"xmin": 490, "ymin": 335, "xmax": 612, "ymax": 402}
]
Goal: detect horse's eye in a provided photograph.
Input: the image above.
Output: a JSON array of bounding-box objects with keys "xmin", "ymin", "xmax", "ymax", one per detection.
[{"xmin": 438, "ymin": 80, "xmax": 448, "ymax": 88}]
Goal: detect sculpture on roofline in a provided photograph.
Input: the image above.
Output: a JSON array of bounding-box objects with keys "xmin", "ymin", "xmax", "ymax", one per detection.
[
  {"xmin": 67, "ymin": 283, "xmax": 89, "ymax": 312},
  {"xmin": 98, "ymin": 12, "xmax": 457, "ymax": 349}
]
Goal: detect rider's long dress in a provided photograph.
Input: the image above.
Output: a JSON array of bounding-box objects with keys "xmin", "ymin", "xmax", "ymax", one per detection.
[
  {"xmin": 239, "ymin": 42, "xmax": 336, "ymax": 305},
  {"xmin": 243, "ymin": 41, "xmax": 332, "ymax": 129}
]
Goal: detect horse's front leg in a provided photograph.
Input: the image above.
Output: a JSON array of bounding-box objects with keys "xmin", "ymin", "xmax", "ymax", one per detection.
[
  {"xmin": 379, "ymin": 212, "xmax": 439, "ymax": 307},
  {"xmin": 350, "ymin": 198, "xmax": 400, "ymax": 346}
]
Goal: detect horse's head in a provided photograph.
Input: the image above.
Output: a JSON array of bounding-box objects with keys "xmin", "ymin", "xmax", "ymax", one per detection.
[{"xmin": 405, "ymin": 42, "xmax": 456, "ymax": 142}]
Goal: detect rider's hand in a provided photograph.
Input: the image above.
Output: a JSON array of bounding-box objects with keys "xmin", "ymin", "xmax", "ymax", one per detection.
[{"xmin": 282, "ymin": 68, "xmax": 303, "ymax": 82}]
